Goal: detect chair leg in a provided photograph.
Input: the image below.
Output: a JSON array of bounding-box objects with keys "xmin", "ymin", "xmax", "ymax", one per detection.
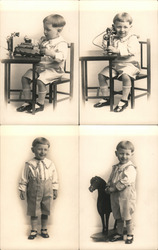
[
  {"xmin": 131, "ymin": 80, "xmax": 135, "ymax": 109},
  {"xmin": 53, "ymin": 83, "xmax": 57, "ymax": 109},
  {"xmin": 147, "ymin": 76, "xmax": 151, "ymax": 99},
  {"xmin": 49, "ymin": 84, "xmax": 53, "ymax": 103}
]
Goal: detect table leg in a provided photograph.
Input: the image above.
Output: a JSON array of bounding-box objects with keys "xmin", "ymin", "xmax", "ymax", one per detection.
[
  {"xmin": 32, "ymin": 63, "xmax": 36, "ymax": 115},
  {"xmin": 4, "ymin": 63, "xmax": 8, "ymax": 103},
  {"xmin": 8, "ymin": 63, "xmax": 11, "ymax": 103},
  {"xmin": 109, "ymin": 60, "xmax": 113, "ymax": 111},
  {"xmin": 81, "ymin": 60, "xmax": 85, "ymax": 101},
  {"xmin": 85, "ymin": 61, "xmax": 88, "ymax": 100}
]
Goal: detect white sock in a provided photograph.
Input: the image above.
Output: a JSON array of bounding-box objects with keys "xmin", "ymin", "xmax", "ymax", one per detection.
[
  {"xmin": 23, "ymin": 89, "xmax": 31, "ymax": 99},
  {"xmin": 100, "ymin": 86, "xmax": 109, "ymax": 96},
  {"xmin": 122, "ymin": 86, "xmax": 131, "ymax": 100},
  {"xmin": 37, "ymin": 91, "xmax": 47, "ymax": 105}
]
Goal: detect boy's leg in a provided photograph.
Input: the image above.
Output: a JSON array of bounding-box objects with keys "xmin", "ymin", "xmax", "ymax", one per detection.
[
  {"xmin": 22, "ymin": 76, "xmax": 32, "ymax": 99},
  {"xmin": 29, "ymin": 80, "xmax": 47, "ymax": 113},
  {"xmin": 41, "ymin": 214, "xmax": 49, "ymax": 238},
  {"xmin": 125, "ymin": 219, "xmax": 134, "ymax": 244},
  {"xmin": 121, "ymin": 73, "xmax": 131, "ymax": 101},
  {"xmin": 114, "ymin": 73, "xmax": 131, "ymax": 112},
  {"xmin": 94, "ymin": 74, "xmax": 110, "ymax": 108},
  {"xmin": 28, "ymin": 216, "xmax": 38, "ymax": 239},
  {"xmin": 31, "ymin": 216, "xmax": 38, "ymax": 231},
  {"xmin": 37, "ymin": 80, "xmax": 47, "ymax": 105},
  {"xmin": 16, "ymin": 77, "xmax": 32, "ymax": 112},
  {"xmin": 110, "ymin": 218, "xmax": 124, "ymax": 242}
]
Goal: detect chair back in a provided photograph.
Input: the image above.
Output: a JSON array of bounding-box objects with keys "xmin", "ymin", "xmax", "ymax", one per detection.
[
  {"xmin": 64, "ymin": 43, "xmax": 74, "ymax": 96},
  {"xmin": 139, "ymin": 39, "xmax": 150, "ymax": 73}
]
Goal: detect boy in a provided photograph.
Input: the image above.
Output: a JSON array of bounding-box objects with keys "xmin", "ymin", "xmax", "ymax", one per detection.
[
  {"xmin": 106, "ymin": 141, "xmax": 137, "ymax": 244},
  {"xmin": 19, "ymin": 137, "xmax": 58, "ymax": 239},
  {"xmin": 94, "ymin": 12, "xmax": 140, "ymax": 112},
  {"xmin": 17, "ymin": 14, "xmax": 68, "ymax": 113}
]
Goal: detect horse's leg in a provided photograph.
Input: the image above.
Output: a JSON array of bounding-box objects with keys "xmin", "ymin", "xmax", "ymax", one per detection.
[
  {"xmin": 105, "ymin": 212, "xmax": 110, "ymax": 235},
  {"xmin": 100, "ymin": 214, "xmax": 105, "ymax": 233}
]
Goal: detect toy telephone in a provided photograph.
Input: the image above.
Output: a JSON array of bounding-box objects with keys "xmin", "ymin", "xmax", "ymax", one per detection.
[{"xmin": 92, "ymin": 24, "xmax": 117, "ymax": 52}]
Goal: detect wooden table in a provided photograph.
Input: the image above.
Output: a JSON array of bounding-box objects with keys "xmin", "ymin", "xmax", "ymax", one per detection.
[
  {"xmin": 80, "ymin": 50, "xmax": 117, "ymax": 111},
  {"xmin": 1, "ymin": 56, "xmax": 41, "ymax": 114}
]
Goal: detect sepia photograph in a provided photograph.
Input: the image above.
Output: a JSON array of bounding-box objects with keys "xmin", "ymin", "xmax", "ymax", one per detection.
[
  {"xmin": 0, "ymin": 125, "xmax": 78, "ymax": 250},
  {"xmin": 0, "ymin": 1, "xmax": 158, "ymax": 250},
  {"xmin": 80, "ymin": 125, "xmax": 158, "ymax": 250},
  {"xmin": 0, "ymin": 1, "xmax": 78, "ymax": 125},
  {"xmin": 79, "ymin": 0, "xmax": 158, "ymax": 125}
]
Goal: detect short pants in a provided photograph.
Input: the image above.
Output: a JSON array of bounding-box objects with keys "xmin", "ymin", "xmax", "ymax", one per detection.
[
  {"xmin": 23, "ymin": 67, "xmax": 64, "ymax": 85},
  {"xmin": 99, "ymin": 62, "xmax": 140, "ymax": 79},
  {"xmin": 27, "ymin": 178, "xmax": 53, "ymax": 216}
]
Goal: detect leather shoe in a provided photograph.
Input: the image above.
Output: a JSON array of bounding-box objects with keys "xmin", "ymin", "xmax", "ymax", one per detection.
[
  {"xmin": 114, "ymin": 99, "xmax": 128, "ymax": 112},
  {"xmin": 109, "ymin": 234, "xmax": 123, "ymax": 242},
  {"xmin": 16, "ymin": 103, "xmax": 32, "ymax": 112},
  {"xmin": 94, "ymin": 99, "xmax": 110, "ymax": 108},
  {"xmin": 27, "ymin": 102, "xmax": 44, "ymax": 113},
  {"xmin": 28, "ymin": 230, "xmax": 37, "ymax": 240}
]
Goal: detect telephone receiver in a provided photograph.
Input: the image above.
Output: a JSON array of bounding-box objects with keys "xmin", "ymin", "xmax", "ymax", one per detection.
[
  {"xmin": 92, "ymin": 24, "xmax": 116, "ymax": 49},
  {"xmin": 103, "ymin": 24, "xmax": 117, "ymax": 40}
]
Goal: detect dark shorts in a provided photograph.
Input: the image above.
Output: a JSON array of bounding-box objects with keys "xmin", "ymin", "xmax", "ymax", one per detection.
[{"xmin": 27, "ymin": 178, "xmax": 53, "ymax": 216}]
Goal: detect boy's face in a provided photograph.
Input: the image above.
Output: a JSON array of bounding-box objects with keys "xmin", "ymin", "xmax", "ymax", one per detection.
[
  {"xmin": 114, "ymin": 21, "xmax": 132, "ymax": 38},
  {"xmin": 115, "ymin": 148, "xmax": 133, "ymax": 165},
  {"xmin": 43, "ymin": 22, "xmax": 62, "ymax": 40},
  {"xmin": 32, "ymin": 143, "xmax": 49, "ymax": 160}
]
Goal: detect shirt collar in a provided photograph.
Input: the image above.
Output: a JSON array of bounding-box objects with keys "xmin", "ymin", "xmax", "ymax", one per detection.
[
  {"xmin": 116, "ymin": 160, "xmax": 133, "ymax": 171},
  {"xmin": 27, "ymin": 158, "xmax": 51, "ymax": 170}
]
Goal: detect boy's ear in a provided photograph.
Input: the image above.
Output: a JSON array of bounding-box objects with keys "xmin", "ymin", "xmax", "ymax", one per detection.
[
  {"xmin": 57, "ymin": 27, "xmax": 63, "ymax": 33},
  {"xmin": 115, "ymin": 151, "xmax": 118, "ymax": 157},
  {"xmin": 31, "ymin": 147, "xmax": 34, "ymax": 153}
]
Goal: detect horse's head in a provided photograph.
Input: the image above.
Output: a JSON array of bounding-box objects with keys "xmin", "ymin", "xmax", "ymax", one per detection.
[{"xmin": 89, "ymin": 176, "xmax": 107, "ymax": 192}]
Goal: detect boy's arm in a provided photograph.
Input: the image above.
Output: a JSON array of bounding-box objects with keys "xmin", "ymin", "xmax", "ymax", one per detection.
[
  {"xmin": 115, "ymin": 165, "xmax": 136, "ymax": 191},
  {"xmin": 117, "ymin": 35, "xmax": 140, "ymax": 57},
  {"xmin": 41, "ymin": 42, "xmax": 68, "ymax": 62},
  {"xmin": 51, "ymin": 162, "xmax": 59, "ymax": 190},
  {"xmin": 53, "ymin": 189, "xmax": 58, "ymax": 200},
  {"xmin": 51, "ymin": 163, "xmax": 59, "ymax": 200},
  {"xmin": 19, "ymin": 163, "xmax": 29, "ymax": 199}
]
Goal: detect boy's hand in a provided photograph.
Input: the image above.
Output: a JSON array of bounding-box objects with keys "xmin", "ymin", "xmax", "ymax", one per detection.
[
  {"xmin": 105, "ymin": 186, "xmax": 116, "ymax": 194},
  {"xmin": 109, "ymin": 187, "xmax": 116, "ymax": 193},
  {"xmin": 53, "ymin": 190, "xmax": 58, "ymax": 200},
  {"xmin": 107, "ymin": 46, "xmax": 119, "ymax": 54},
  {"xmin": 40, "ymin": 47, "xmax": 55, "ymax": 58},
  {"xmin": 20, "ymin": 190, "xmax": 25, "ymax": 200}
]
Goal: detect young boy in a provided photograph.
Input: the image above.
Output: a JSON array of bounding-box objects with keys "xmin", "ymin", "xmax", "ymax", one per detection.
[
  {"xmin": 106, "ymin": 141, "xmax": 137, "ymax": 244},
  {"xmin": 94, "ymin": 12, "xmax": 140, "ymax": 112},
  {"xmin": 19, "ymin": 137, "xmax": 58, "ymax": 239},
  {"xmin": 17, "ymin": 14, "xmax": 68, "ymax": 113}
]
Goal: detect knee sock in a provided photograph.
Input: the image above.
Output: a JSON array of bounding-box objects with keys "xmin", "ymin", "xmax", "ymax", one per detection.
[
  {"xmin": 23, "ymin": 88, "xmax": 31, "ymax": 100},
  {"xmin": 117, "ymin": 219, "xmax": 124, "ymax": 235},
  {"xmin": 31, "ymin": 216, "xmax": 38, "ymax": 231},
  {"xmin": 122, "ymin": 86, "xmax": 131, "ymax": 101},
  {"xmin": 100, "ymin": 86, "xmax": 109, "ymax": 97},
  {"xmin": 126, "ymin": 220, "xmax": 133, "ymax": 235},
  {"xmin": 37, "ymin": 91, "xmax": 47, "ymax": 105},
  {"xmin": 41, "ymin": 214, "xmax": 48, "ymax": 229}
]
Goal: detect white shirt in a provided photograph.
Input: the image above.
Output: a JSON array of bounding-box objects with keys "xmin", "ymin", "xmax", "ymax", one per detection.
[{"xmin": 19, "ymin": 157, "xmax": 59, "ymax": 192}]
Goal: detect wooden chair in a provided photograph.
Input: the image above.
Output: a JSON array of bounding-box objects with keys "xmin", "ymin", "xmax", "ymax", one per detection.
[
  {"xmin": 112, "ymin": 39, "xmax": 151, "ymax": 109},
  {"xmin": 46, "ymin": 43, "xmax": 74, "ymax": 108}
]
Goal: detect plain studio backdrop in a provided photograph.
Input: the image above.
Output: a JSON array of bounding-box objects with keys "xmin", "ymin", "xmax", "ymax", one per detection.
[
  {"xmin": 79, "ymin": 125, "xmax": 158, "ymax": 250},
  {"xmin": 79, "ymin": 0, "xmax": 158, "ymax": 125},
  {"xmin": 0, "ymin": 1, "xmax": 79, "ymax": 125},
  {"xmin": 0, "ymin": 125, "xmax": 79, "ymax": 250}
]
